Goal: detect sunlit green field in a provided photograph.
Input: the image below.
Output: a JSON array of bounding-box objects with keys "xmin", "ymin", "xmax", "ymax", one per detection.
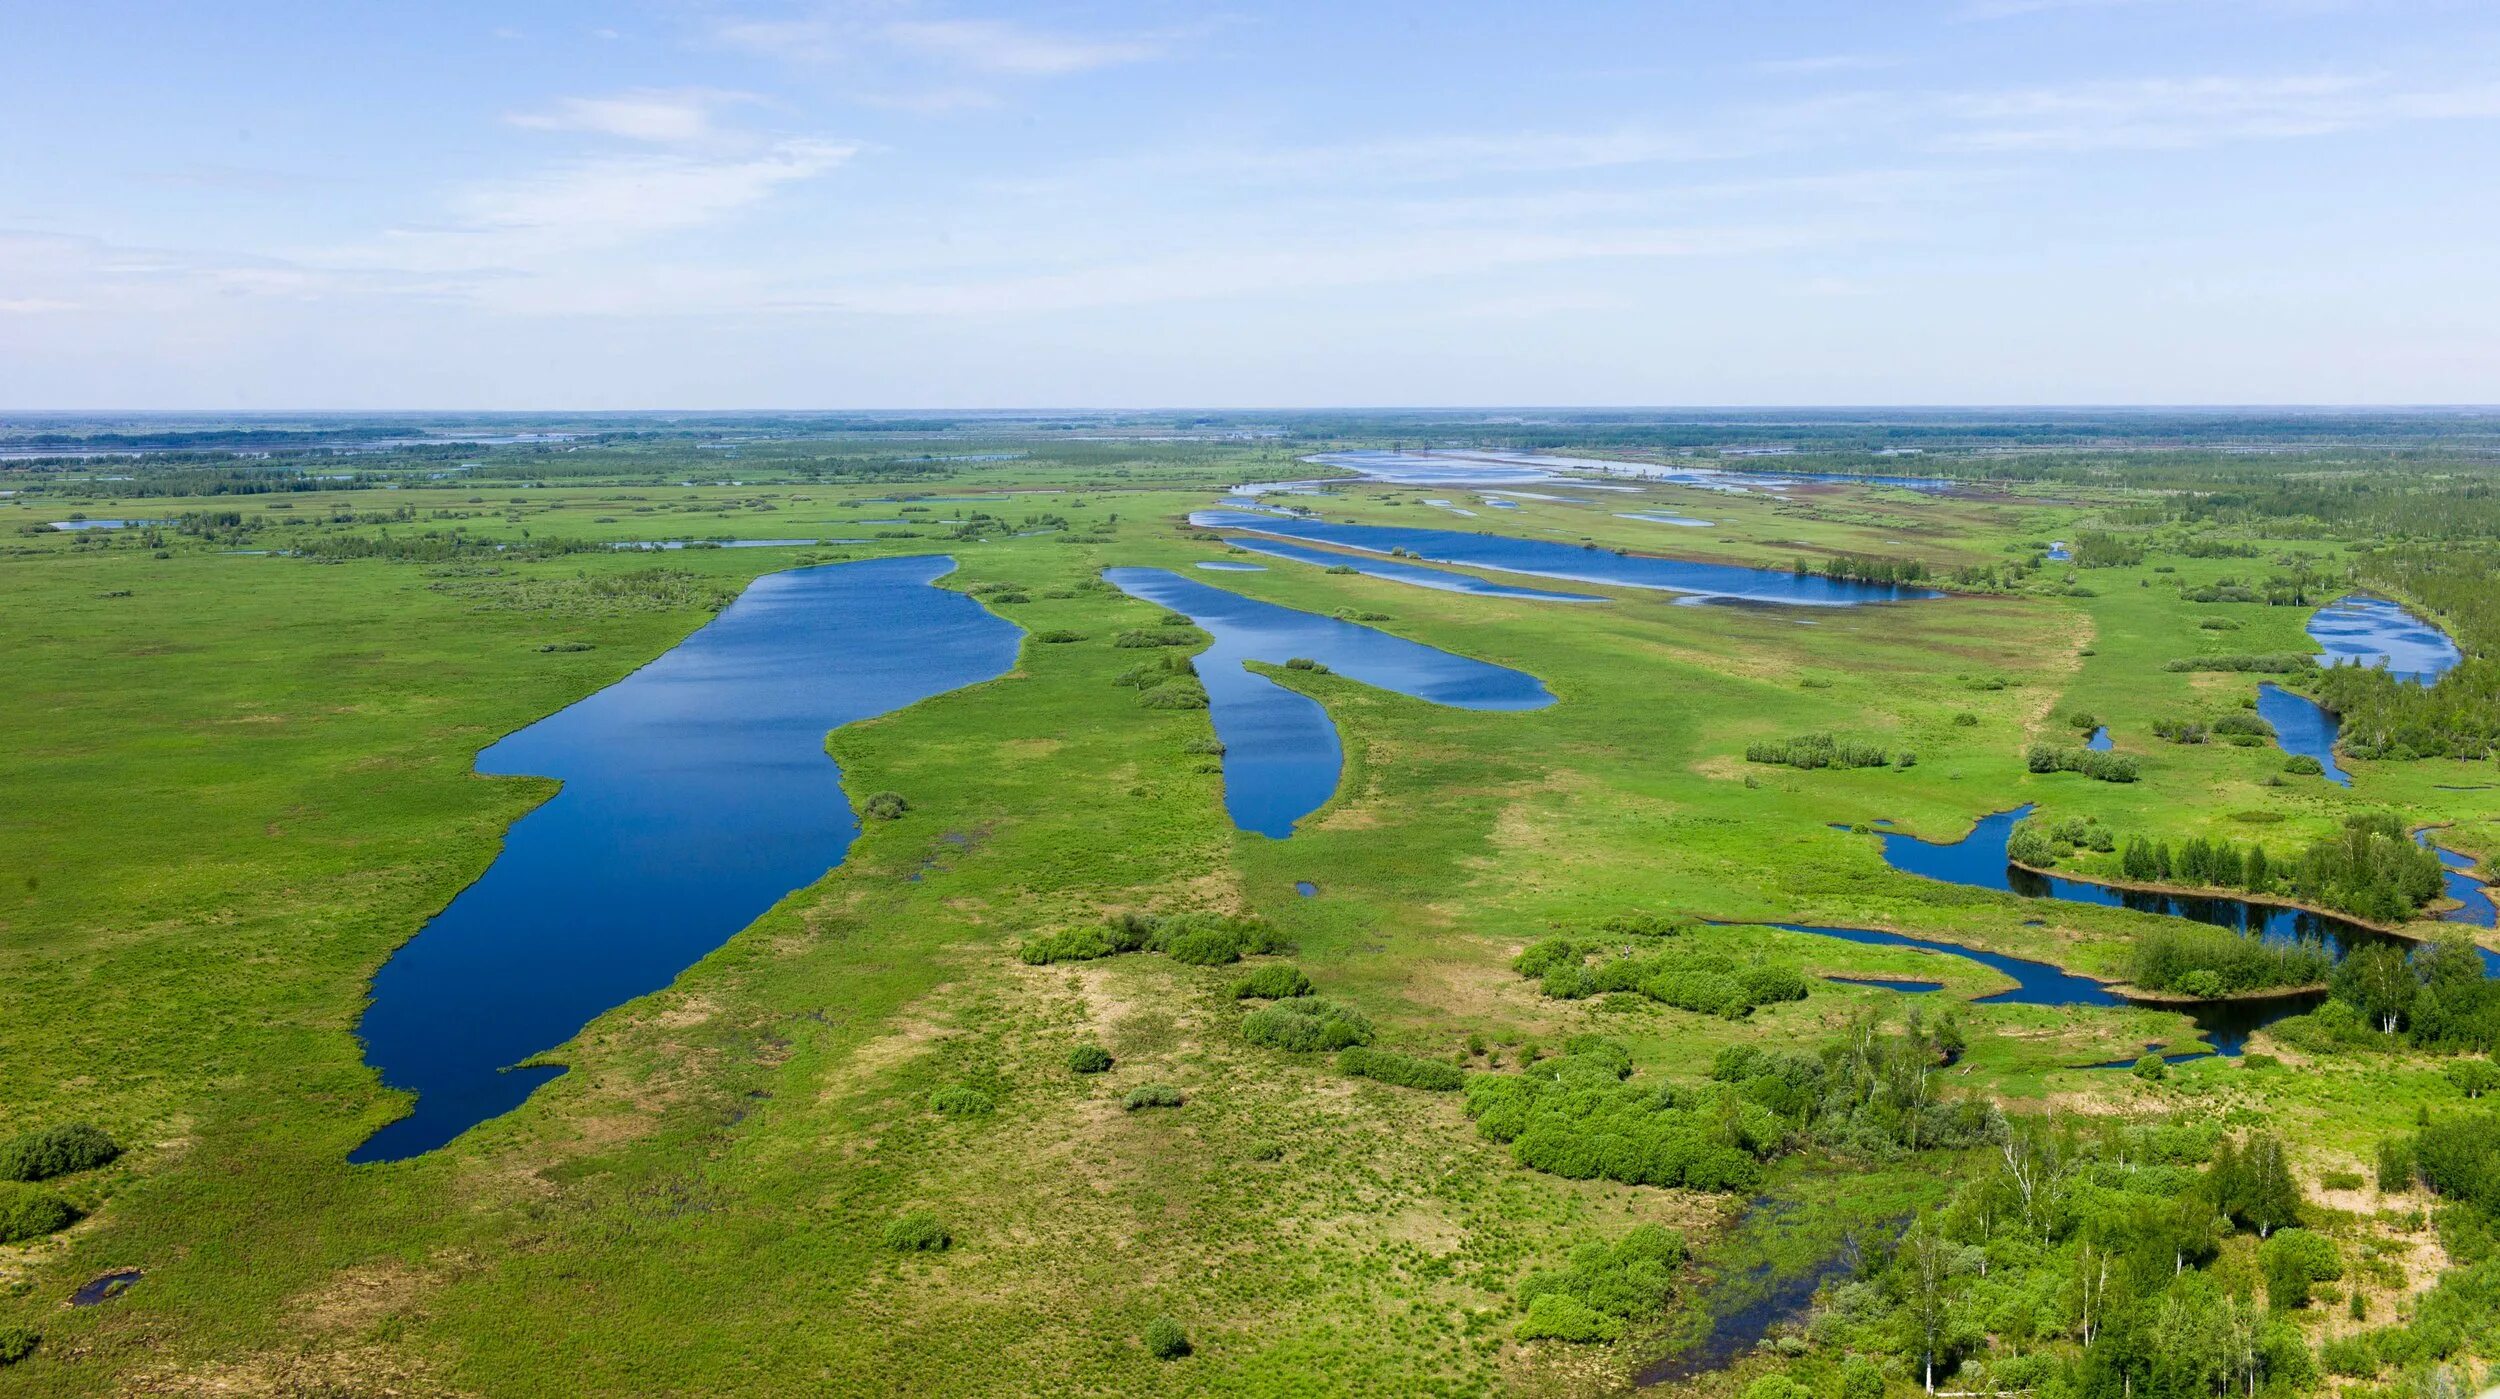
[{"xmin": 1, "ymin": 438, "xmax": 2493, "ymax": 1396}]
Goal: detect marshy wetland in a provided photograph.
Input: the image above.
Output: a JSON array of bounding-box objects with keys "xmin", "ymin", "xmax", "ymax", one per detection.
[{"xmin": 6, "ymin": 412, "xmax": 2500, "ymax": 1398}]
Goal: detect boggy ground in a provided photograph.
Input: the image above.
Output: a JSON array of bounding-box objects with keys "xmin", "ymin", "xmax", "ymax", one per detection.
[{"xmin": 0, "ymin": 446, "xmax": 2491, "ymax": 1395}]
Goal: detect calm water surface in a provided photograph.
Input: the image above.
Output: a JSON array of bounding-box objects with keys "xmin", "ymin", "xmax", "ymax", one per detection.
[
  {"xmin": 352, "ymin": 556, "xmax": 1020, "ymax": 1161},
  {"xmin": 1221, "ymin": 537, "xmax": 1604, "ymax": 602},
  {"xmin": 2256, "ymin": 683, "xmax": 2352, "ymax": 786},
  {"xmin": 1102, "ymin": 567, "xmax": 1551, "ymax": 837},
  {"xmin": 1189, "ymin": 511, "xmax": 1944, "ymax": 606},
  {"xmin": 2311, "ymin": 594, "xmax": 2463, "ymax": 682}
]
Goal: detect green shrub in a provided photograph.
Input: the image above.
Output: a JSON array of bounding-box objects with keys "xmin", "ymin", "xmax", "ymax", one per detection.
[
  {"xmin": 1137, "ymin": 677, "xmax": 1210, "ymax": 709},
  {"xmin": 1242, "ymin": 997, "xmax": 1374, "ymax": 1052},
  {"xmin": 883, "ymin": 1212, "xmax": 951, "ymax": 1252},
  {"xmin": 1283, "ymin": 657, "xmax": 1328, "ymax": 672},
  {"xmin": 1142, "ymin": 1316, "xmax": 1191, "ymax": 1359},
  {"xmin": 1066, "ymin": 1044, "xmax": 1114, "ymax": 1074},
  {"xmin": 1230, "ymin": 964, "xmax": 1313, "ymax": 999},
  {"xmin": 1742, "ymin": 1377, "xmax": 1812, "ymax": 1399},
  {"xmin": 2260, "ymin": 1228, "xmax": 2343, "ymax": 1310},
  {"xmin": 2285, "ymin": 754, "xmax": 2325, "ymax": 775},
  {"xmin": 1516, "ymin": 1292, "xmax": 1612, "ymax": 1343},
  {"xmin": 1337, "ymin": 1046, "xmax": 1465, "ymax": 1092},
  {"xmin": 1839, "ymin": 1356, "xmax": 1885, "ymax": 1399},
  {"xmin": 0, "ymin": 1325, "xmax": 36, "ymax": 1368},
  {"xmin": 1165, "ymin": 925, "xmax": 1251, "ymax": 965},
  {"xmin": 1123, "ymin": 1083, "xmax": 1185, "ymax": 1112},
  {"xmin": 1115, "ymin": 629, "xmax": 1197, "ymax": 649},
  {"xmin": 861, "ymin": 791, "xmax": 909, "ymax": 820},
  {"xmin": 2132, "ymin": 1053, "xmax": 2168, "ymax": 1082},
  {"xmin": 1020, "ymin": 926, "xmax": 1118, "ymax": 964},
  {"xmin": 930, "ymin": 1087, "xmax": 995, "ymax": 1118},
  {"xmin": 0, "ymin": 1182, "xmax": 77, "ymax": 1244},
  {"xmin": 0, "ymin": 1124, "xmax": 120, "ymax": 1182},
  {"xmin": 1032, "ymin": 628, "xmax": 1085, "ymax": 643},
  {"xmin": 1515, "ymin": 1223, "xmax": 1687, "ymax": 1343}
]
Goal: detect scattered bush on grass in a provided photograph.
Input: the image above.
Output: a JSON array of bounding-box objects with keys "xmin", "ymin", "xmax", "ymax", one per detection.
[
  {"xmin": 1230, "ymin": 964, "xmax": 1312, "ymax": 999},
  {"xmin": 929, "ymin": 1087, "xmax": 995, "ymax": 1118},
  {"xmin": 1142, "ymin": 1317, "xmax": 1191, "ymax": 1359},
  {"xmin": 1123, "ymin": 1083, "xmax": 1185, "ymax": 1112},
  {"xmin": 0, "ymin": 1183, "xmax": 77, "ymax": 1244},
  {"xmin": 1337, "ymin": 1046, "xmax": 1465, "ymax": 1091},
  {"xmin": 884, "ymin": 1212, "xmax": 951, "ymax": 1252},
  {"xmin": 1242, "ymin": 997, "xmax": 1374, "ymax": 1052},
  {"xmin": 862, "ymin": 791, "xmax": 909, "ymax": 820},
  {"xmin": 1066, "ymin": 1044, "xmax": 1114, "ymax": 1074}
]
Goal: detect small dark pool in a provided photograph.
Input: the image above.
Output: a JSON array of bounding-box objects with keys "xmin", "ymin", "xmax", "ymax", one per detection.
[
  {"xmin": 71, "ymin": 1269, "xmax": 143, "ymax": 1306},
  {"xmin": 1102, "ymin": 567, "xmax": 1551, "ymax": 838}
]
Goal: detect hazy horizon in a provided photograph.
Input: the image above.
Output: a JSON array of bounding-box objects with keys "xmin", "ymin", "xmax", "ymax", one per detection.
[{"xmin": 8, "ymin": 1, "xmax": 2500, "ymax": 408}]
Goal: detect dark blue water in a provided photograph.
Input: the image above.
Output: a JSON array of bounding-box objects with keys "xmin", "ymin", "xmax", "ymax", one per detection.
[
  {"xmin": 351, "ymin": 557, "xmax": 1021, "ymax": 1162},
  {"xmin": 1764, "ymin": 921, "xmax": 2122, "ymax": 1007},
  {"xmin": 1843, "ymin": 805, "xmax": 2500, "ymax": 1054},
  {"xmin": 2046, "ymin": 542, "xmax": 2072, "ymax": 561},
  {"xmin": 1221, "ymin": 537, "xmax": 1604, "ymax": 602},
  {"xmin": 2420, "ymin": 832, "xmax": 2497, "ymax": 929},
  {"xmin": 1295, "ymin": 881, "xmax": 1319, "ymax": 898},
  {"xmin": 2086, "ymin": 726, "xmax": 2113, "ymax": 752},
  {"xmin": 1187, "ymin": 511, "xmax": 1945, "ymax": 607},
  {"xmin": 1102, "ymin": 567, "xmax": 1552, "ymax": 838},
  {"xmin": 2310, "ymin": 594, "xmax": 2463, "ymax": 682},
  {"xmin": 2257, "ymin": 683, "xmax": 2352, "ymax": 786}
]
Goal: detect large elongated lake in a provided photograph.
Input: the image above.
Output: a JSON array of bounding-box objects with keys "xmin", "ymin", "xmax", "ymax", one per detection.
[
  {"xmin": 1103, "ymin": 567, "xmax": 1551, "ymax": 837},
  {"xmin": 1188, "ymin": 511, "xmax": 1943, "ymax": 606},
  {"xmin": 351, "ymin": 556, "xmax": 1020, "ymax": 1162}
]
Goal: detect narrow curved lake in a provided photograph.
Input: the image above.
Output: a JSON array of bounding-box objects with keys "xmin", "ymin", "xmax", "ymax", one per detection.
[
  {"xmin": 2256, "ymin": 595, "xmax": 2462, "ymax": 781},
  {"xmin": 2256, "ymin": 683, "xmax": 2351, "ymax": 786},
  {"xmin": 1219, "ymin": 537, "xmax": 1605, "ymax": 602},
  {"xmin": 2310, "ymin": 593, "xmax": 2462, "ymax": 682},
  {"xmin": 1102, "ymin": 567, "xmax": 1552, "ymax": 838},
  {"xmin": 351, "ymin": 556, "xmax": 1021, "ymax": 1162},
  {"xmin": 1188, "ymin": 511, "xmax": 1945, "ymax": 606}
]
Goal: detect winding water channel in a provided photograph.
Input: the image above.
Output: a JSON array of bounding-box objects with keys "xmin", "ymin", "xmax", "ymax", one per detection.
[{"xmin": 1103, "ymin": 567, "xmax": 1552, "ymax": 837}]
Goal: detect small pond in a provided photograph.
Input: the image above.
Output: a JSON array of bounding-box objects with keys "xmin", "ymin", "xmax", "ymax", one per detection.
[
  {"xmin": 350, "ymin": 556, "xmax": 1021, "ymax": 1162},
  {"xmin": 1617, "ymin": 512, "xmax": 1714, "ymax": 528},
  {"xmin": 1102, "ymin": 567, "xmax": 1551, "ymax": 838},
  {"xmin": 1188, "ymin": 511, "xmax": 1945, "ymax": 607}
]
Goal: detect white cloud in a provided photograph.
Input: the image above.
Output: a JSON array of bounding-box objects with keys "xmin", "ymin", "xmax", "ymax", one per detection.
[
  {"xmin": 881, "ymin": 18, "xmax": 1165, "ymax": 75},
  {"xmin": 1939, "ymin": 72, "xmax": 2500, "ymax": 151},
  {"xmin": 507, "ymin": 89, "xmax": 760, "ymax": 145},
  {"xmin": 331, "ymin": 139, "xmax": 857, "ymax": 279}
]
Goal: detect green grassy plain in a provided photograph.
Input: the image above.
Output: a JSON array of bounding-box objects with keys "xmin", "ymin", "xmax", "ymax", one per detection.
[{"xmin": 0, "ymin": 444, "xmax": 2492, "ymax": 1395}]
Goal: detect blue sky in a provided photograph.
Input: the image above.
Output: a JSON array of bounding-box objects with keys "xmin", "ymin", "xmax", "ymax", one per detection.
[{"xmin": 5, "ymin": 1, "xmax": 2499, "ymax": 408}]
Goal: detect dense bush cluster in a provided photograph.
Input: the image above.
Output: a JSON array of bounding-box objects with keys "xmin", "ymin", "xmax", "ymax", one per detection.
[
  {"xmin": 1019, "ymin": 911, "xmax": 1285, "ymax": 966},
  {"xmin": 1241, "ymin": 997, "xmax": 1374, "ymax": 1052},
  {"xmin": 1744, "ymin": 733, "xmax": 1896, "ymax": 770},
  {"xmin": 1230, "ymin": 964, "xmax": 1313, "ymax": 999},
  {"xmin": 0, "ymin": 1123, "xmax": 119, "ymax": 1182},
  {"xmin": 1122, "ymin": 1083, "xmax": 1185, "ymax": 1112},
  {"xmin": 1113, "ymin": 652, "xmax": 1209, "ymax": 709},
  {"xmin": 1465, "ymin": 1038, "xmax": 1776, "ymax": 1191},
  {"xmin": 2024, "ymin": 744, "xmax": 2141, "ymax": 782},
  {"xmin": 1065, "ymin": 1044, "xmax": 1114, "ymax": 1074},
  {"xmin": 1513, "ymin": 1224, "xmax": 1687, "ymax": 1343},
  {"xmin": 0, "ymin": 1182, "xmax": 77, "ymax": 1244},
  {"xmin": 1336, "ymin": 1046, "xmax": 1464, "ymax": 1092},
  {"xmin": 2163, "ymin": 653, "xmax": 2315, "ymax": 673},
  {"xmin": 2314, "ymin": 656, "xmax": 2500, "ymax": 761},
  {"xmin": 2127, "ymin": 924, "xmax": 2332, "ymax": 996}
]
